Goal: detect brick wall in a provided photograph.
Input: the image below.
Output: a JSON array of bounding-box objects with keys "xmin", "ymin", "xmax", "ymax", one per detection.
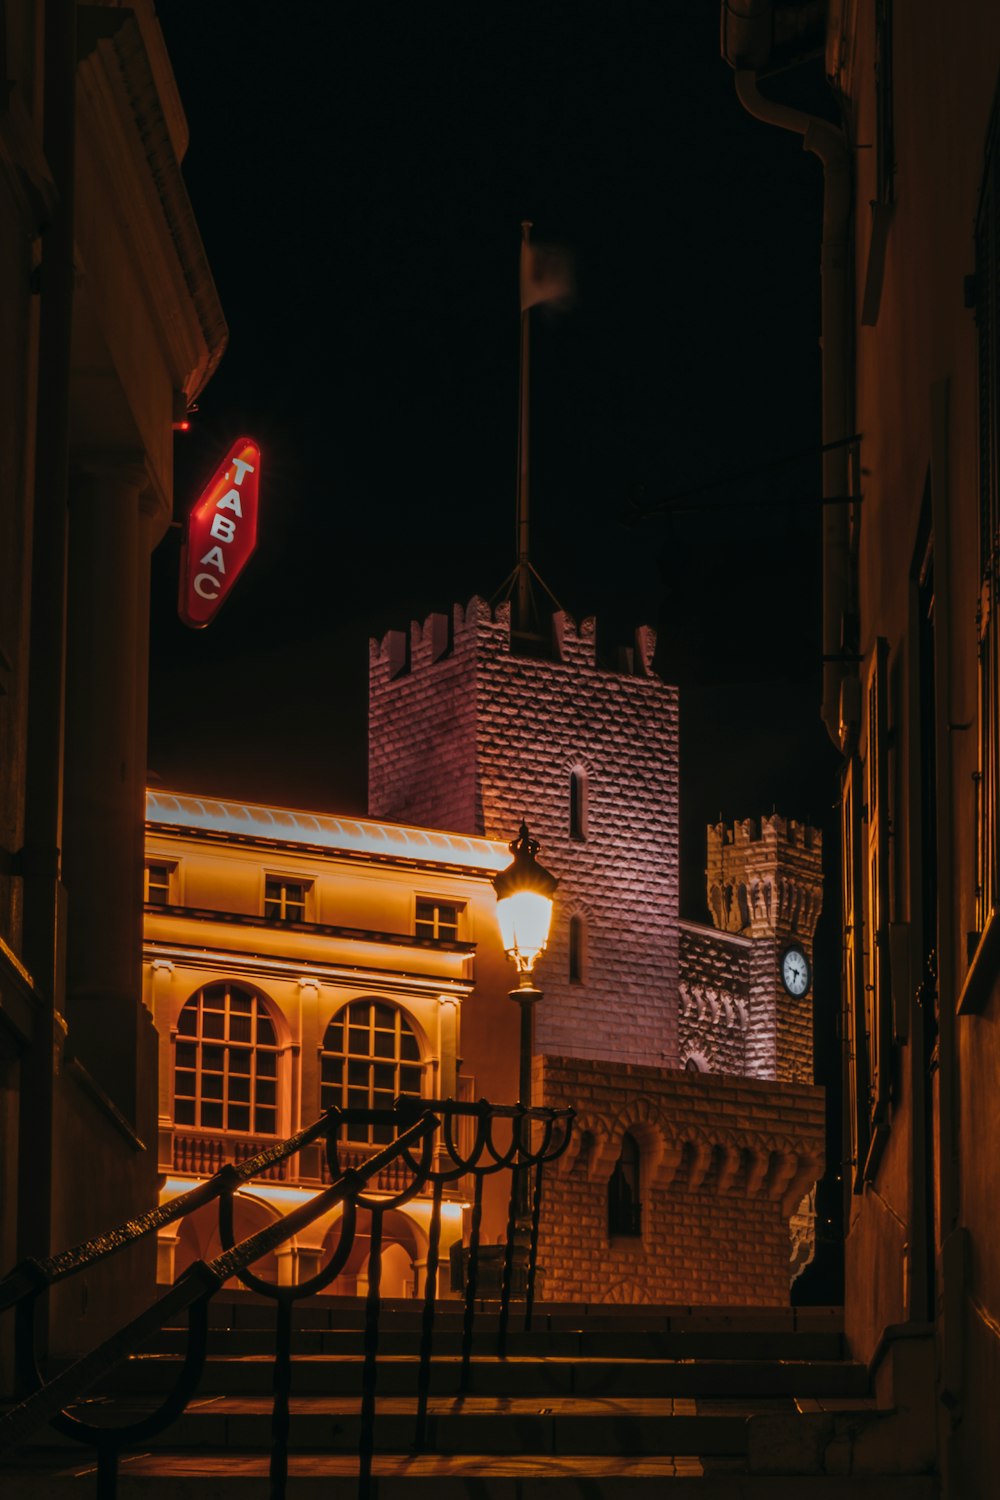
[
  {"xmin": 536, "ymin": 1054, "xmax": 825, "ymax": 1305},
  {"xmin": 368, "ymin": 607, "xmax": 479, "ymax": 833},
  {"xmin": 370, "ymin": 599, "xmax": 681, "ymax": 1067}
]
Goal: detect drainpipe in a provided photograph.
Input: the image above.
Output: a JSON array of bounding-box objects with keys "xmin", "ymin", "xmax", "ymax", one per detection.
[{"xmin": 721, "ymin": 6, "xmax": 854, "ymax": 750}]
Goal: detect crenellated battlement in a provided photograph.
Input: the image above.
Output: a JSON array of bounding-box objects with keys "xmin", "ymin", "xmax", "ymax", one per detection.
[
  {"xmin": 369, "ymin": 596, "xmax": 505, "ymax": 679},
  {"xmin": 370, "ymin": 596, "xmax": 658, "ymax": 682},
  {"xmin": 705, "ymin": 814, "xmax": 823, "ymax": 940},
  {"xmin": 709, "ymin": 814, "xmax": 821, "ymax": 853}
]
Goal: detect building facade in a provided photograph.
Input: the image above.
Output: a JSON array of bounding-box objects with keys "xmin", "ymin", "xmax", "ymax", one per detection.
[
  {"xmin": 143, "ymin": 791, "xmax": 515, "ymax": 1296},
  {"xmin": 724, "ymin": 0, "xmax": 1000, "ymax": 1491}
]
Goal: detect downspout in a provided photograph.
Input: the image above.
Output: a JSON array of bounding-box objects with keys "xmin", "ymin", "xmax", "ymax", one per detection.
[{"xmin": 721, "ymin": 10, "xmax": 854, "ymax": 749}]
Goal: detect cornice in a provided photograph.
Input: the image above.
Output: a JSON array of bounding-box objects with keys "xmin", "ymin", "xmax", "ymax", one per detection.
[{"xmin": 142, "ymin": 941, "xmax": 475, "ymax": 1003}]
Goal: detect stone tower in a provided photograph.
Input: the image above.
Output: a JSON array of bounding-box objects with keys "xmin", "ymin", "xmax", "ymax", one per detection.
[
  {"xmin": 369, "ymin": 597, "xmax": 681, "ymax": 1067},
  {"xmin": 705, "ymin": 816, "xmax": 823, "ymax": 1083}
]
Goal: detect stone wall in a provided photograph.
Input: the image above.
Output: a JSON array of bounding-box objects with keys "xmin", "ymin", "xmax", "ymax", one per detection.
[
  {"xmin": 677, "ymin": 921, "xmax": 749, "ymax": 1075},
  {"xmin": 370, "ymin": 598, "xmax": 681, "ymax": 1067},
  {"xmin": 536, "ymin": 1055, "xmax": 825, "ymax": 1305},
  {"xmin": 368, "ymin": 605, "xmax": 479, "ymax": 834}
]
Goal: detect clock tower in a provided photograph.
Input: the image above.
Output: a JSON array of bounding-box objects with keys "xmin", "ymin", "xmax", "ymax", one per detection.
[{"xmin": 705, "ymin": 815, "xmax": 823, "ymax": 1083}]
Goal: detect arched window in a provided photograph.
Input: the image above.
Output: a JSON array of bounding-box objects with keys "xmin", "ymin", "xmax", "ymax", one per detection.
[
  {"xmin": 685, "ymin": 1053, "xmax": 708, "ymax": 1074},
  {"xmin": 568, "ymin": 914, "xmax": 586, "ymax": 983},
  {"xmin": 569, "ymin": 769, "xmax": 587, "ymax": 840},
  {"xmin": 608, "ymin": 1132, "xmax": 641, "ymax": 1238},
  {"xmin": 321, "ymin": 1000, "xmax": 423, "ymax": 1145},
  {"xmin": 174, "ymin": 983, "xmax": 280, "ymax": 1135}
]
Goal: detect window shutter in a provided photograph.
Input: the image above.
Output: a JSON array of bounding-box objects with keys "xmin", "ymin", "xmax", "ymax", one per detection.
[{"xmin": 841, "ymin": 755, "xmax": 869, "ymax": 1194}]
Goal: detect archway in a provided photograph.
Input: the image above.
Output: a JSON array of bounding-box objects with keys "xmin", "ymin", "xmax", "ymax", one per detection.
[
  {"xmin": 171, "ymin": 1194, "xmax": 280, "ymax": 1288},
  {"xmin": 320, "ymin": 1206, "xmax": 426, "ymax": 1297}
]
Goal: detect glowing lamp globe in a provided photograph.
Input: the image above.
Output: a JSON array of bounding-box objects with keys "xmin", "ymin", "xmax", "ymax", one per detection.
[{"xmin": 492, "ymin": 823, "xmax": 558, "ymax": 983}]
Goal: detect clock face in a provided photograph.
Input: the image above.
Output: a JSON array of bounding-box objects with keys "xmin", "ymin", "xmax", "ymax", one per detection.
[{"xmin": 781, "ymin": 945, "xmax": 811, "ymax": 997}]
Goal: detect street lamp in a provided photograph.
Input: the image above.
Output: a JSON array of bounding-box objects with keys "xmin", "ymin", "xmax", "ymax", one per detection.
[{"xmin": 493, "ymin": 822, "xmax": 558, "ymax": 1108}]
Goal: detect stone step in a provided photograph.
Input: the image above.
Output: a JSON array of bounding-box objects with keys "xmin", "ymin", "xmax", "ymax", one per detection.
[
  {"xmin": 37, "ymin": 1393, "xmax": 878, "ymax": 1455},
  {"xmin": 0, "ymin": 1449, "xmax": 938, "ymax": 1497},
  {"xmin": 100, "ymin": 1354, "xmax": 872, "ymax": 1399},
  {"xmin": 144, "ymin": 1326, "xmax": 845, "ymax": 1361},
  {"xmin": 194, "ymin": 1296, "xmax": 844, "ymax": 1337}
]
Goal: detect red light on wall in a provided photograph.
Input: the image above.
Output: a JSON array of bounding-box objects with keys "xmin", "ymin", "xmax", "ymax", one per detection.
[
  {"xmin": 173, "ymin": 419, "xmax": 191, "ymax": 432},
  {"xmin": 178, "ymin": 437, "xmax": 261, "ymax": 628}
]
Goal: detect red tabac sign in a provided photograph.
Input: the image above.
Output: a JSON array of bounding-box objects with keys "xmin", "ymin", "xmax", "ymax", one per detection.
[{"xmin": 178, "ymin": 438, "xmax": 260, "ymax": 628}]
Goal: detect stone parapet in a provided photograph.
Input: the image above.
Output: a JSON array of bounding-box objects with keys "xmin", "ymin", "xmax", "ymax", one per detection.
[
  {"xmin": 537, "ymin": 1054, "xmax": 824, "ymax": 1304},
  {"xmin": 706, "ymin": 815, "xmax": 823, "ymax": 942}
]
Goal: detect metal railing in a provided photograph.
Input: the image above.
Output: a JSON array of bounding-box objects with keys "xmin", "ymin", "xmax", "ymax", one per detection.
[{"xmin": 0, "ymin": 1097, "xmax": 573, "ymax": 1500}]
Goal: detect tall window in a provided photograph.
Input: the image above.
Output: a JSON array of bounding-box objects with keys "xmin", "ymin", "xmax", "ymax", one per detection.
[
  {"xmin": 265, "ymin": 878, "xmax": 307, "ymax": 922},
  {"xmin": 608, "ymin": 1132, "xmax": 641, "ymax": 1238},
  {"xmin": 174, "ymin": 983, "xmax": 279, "ymax": 1135},
  {"xmin": 568, "ymin": 914, "xmax": 585, "ymax": 983},
  {"xmin": 569, "ymin": 769, "xmax": 587, "ymax": 840},
  {"xmin": 976, "ymin": 89, "xmax": 1000, "ymax": 940},
  {"xmin": 321, "ymin": 1000, "xmax": 423, "ymax": 1144},
  {"xmin": 415, "ymin": 900, "xmax": 459, "ymax": 942}
]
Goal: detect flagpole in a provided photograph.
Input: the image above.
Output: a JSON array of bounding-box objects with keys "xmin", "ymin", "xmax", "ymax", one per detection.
[{"xmin": 516, "ymin": 219, "xmax": 532, "ymax": 632}]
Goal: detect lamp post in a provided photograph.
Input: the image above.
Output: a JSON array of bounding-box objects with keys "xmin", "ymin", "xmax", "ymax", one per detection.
[{"xmin": 492, "ymin": 822, "xmax": 558, "ymax": 1110}]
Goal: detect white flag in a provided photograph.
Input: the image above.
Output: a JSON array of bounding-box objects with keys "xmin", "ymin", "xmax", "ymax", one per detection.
[{"xmin": 520, "ymin": 240, "xmax": 574, "ymax": 312}]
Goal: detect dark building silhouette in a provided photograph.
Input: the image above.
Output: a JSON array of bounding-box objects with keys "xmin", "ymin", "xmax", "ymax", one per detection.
[
  {"xmin": 725, "ymin": 0, "xmax": 1000, "ymax": 1489},
  {"xmin": 0, "ymin": 0, "xmax": 225, "ymax": 1377}
]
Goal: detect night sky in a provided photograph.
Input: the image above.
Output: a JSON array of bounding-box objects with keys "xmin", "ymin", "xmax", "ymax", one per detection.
[
  {"xmin": 153, "ymin": 2, "xmax": 843, "ymax": 1290},
  {"xmin": 152, "ymin": 0, "xmax": 835, "ymax": 833}
]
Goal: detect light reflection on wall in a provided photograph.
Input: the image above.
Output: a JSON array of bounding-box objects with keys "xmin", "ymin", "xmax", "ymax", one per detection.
[{"xmin": 146, "ymin": 790, "xmax": 509, "ymax": 871}]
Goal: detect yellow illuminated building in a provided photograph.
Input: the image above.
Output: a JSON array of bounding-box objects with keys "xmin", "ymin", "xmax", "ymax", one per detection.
[{"xmin": 143, "ymin": 789, "xmax": 518, "ymax": 1296}]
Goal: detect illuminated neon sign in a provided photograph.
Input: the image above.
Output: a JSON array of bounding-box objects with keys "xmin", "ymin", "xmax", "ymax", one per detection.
[{"xmin": 178, "ymin": 437, "xmax": 260, "ymax": 628}]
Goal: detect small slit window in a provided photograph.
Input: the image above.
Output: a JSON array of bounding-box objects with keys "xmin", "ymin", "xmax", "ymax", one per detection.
[
  {"xmin": 569, "ymin": 769, "xmax": 587, "ymax": 841},
  {"xmin": 568, "ymin": 915, "xmax": 585, "ymax": 983},
  {"xmin": 608, "ymin": 1132, "xmax": 642, "ymax": 1238}
]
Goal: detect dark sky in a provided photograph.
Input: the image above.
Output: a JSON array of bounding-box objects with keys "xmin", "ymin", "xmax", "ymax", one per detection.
[{"xmin": 152, "ymin": 1, "xmax": 838, "ymax": 909}]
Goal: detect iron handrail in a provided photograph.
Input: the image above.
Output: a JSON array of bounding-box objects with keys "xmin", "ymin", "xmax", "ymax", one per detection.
[
  {"xmin": 0, "ymin": 1097, "xmax": 574, "ymax": 1500},
  {"xmin": 0, "ymin": 1114, "xmax": 438, "ymax": 1444},
  {"xmin": 0, "ymin": 1110, "xmax": 338, "ymax": 1314}
]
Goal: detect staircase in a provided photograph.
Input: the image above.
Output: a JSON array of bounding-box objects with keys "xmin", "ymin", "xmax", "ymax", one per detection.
[{"xmin": 2, "ymin": 1296, "xmax": 936, "ymax": 1496}]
